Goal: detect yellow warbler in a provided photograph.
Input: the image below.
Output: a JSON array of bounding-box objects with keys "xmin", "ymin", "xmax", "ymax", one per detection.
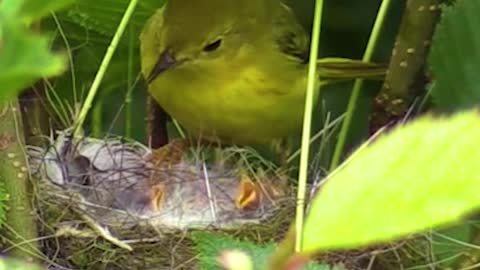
[{"xmin": 140, "ymin": 0, "xmax": 384, "ymax": 145}]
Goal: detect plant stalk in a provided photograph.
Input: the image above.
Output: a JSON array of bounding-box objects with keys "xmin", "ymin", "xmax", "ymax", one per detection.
[
  {"xmin": 295, "ymin": 0, "xmax": 324, "ymax": 252},
  {"xmin": 330, "ymin": 0, "xmax": 393, "ymax": 171}
]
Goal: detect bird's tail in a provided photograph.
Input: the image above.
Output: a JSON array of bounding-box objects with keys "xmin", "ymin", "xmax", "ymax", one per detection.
[{"xmin": 316, "ymin": 58, "xmax": 386, "ymax": 83}]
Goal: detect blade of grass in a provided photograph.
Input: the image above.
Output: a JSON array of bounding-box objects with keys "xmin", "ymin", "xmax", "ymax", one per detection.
[
  {"xmin": 125, "ymin": 23, "xmax": 135, "ymax": 138},
  {"xmin": 44, "ymin": 79, "xmax": 71, "ymax": 127},
  {"xmin": 51, "ymin": 13, "xmax": 78, "ymax": 109},
  {"xmin": 329, "ymin": 0, "xmax": 393, "ymax": 171},
  {"xmin": 296, "ymin": 0, "xmax": 324, "ymax": 252},
  {"xmin": 91, "ymin": 100, "xmax": 103, "ymax": 136},
  {"xmin": 73, "ymin": 0, "xmax": 139, "ymax": 136},
  {"xmin": 287, "ymin": 114, "xmax": 344, "ymax": 164}
]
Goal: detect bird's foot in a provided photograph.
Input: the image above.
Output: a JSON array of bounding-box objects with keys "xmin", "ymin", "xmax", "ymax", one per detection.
[
  {"xmin": 147, "ymin": 138, "xmax": 191, "ymax": 168},
  {"xmin": 271, "ymin": 139, "xmax": 292, "ymax": 169}
]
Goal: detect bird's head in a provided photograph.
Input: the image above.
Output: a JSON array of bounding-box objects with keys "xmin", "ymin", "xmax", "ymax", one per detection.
[{"xmin": 140, "ymin": 0, "xmax": 279, "ymax": 83}]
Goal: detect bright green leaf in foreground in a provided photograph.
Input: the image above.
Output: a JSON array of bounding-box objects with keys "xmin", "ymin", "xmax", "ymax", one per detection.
[
  {"xmin": 303, "ymin": 110, "xmax": 480, "ymax": 252},
  {"xmin": 0, "ymin": 22, "xmax": 65, "ymax": 102},
  {"xmin": 0, "ymin": 0, "xmax": 67, "ymax": 102},
  {"xmin": 428, "ymin": 0, "xmax": 480, "ymax": 111},
  {"xmin": 0, "ymin": 258, "xmax": 44, "ymax": 270}
]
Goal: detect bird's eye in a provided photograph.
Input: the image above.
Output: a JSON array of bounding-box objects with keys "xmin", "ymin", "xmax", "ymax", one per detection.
[{"xmin": 203, "ymin": 39, "xmax": 222, "ymax": 52}]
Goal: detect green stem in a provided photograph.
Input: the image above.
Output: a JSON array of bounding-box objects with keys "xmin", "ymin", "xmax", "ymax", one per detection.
[
  {"xmin": 125, "ymin": 23, "xmax": 135, "ymax": 138},
  {"xmin": 295, "ymin": 0, "xmax": 324, "ymax": 252},
  {"xmin": 74, "ymin": 0, "xmax": 139, "ymax": 136},
  {"xmin": 91, "ymin": 100, "xmax": 103, "ymax": 137},
  {"xmin": 329, "ymin": 0, "xmax": 393, "ymax": 171}
]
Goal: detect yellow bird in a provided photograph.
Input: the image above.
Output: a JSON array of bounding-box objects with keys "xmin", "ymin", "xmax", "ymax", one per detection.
[{"xmin": 140, "ymin": 0, "xmax": 384, "ymax": 145}]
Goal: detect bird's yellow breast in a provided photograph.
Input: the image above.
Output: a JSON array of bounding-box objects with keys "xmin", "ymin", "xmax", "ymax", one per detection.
[{"xmin": 149, "ymin": 47, "xmax": 311, "ymax": 145}]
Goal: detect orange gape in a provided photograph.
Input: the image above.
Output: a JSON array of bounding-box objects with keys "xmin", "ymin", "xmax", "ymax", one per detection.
[
  {"xmin": 236, "ymin": 177, "xmax": 261, "ymax": 210},
  {"xmin": 123, "ymin": 162, "xmax": 287, "ymax": 230},
  {"xmin": 30, "ymin": 133, "xmax": 288, "ymax": 231}
]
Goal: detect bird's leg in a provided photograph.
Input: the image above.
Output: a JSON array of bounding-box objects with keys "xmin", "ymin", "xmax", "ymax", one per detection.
[{"xmin": 272, "ymin": 139, "xmax": 292, "ymax": 169}]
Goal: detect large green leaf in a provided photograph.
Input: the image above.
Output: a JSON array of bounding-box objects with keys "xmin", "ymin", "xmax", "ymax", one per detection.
[
  {"xmin": 428, "ymin": 0, "xmax": 480, "ymax": 111},
  {"xmin": 303, "ymin": 110, "xmax": 480, "ymax": 251},
  {"xmin": 0, "ymin": 22, "xmax": 65, "ymax": 102}
]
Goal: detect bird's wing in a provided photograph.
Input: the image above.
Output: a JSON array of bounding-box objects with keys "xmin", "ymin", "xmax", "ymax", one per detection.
[
  {"xmin": 272, "ymin": 4, "xmax": 386, "ymax": 82},
  {"xmin": 272, "ymin": 3, "xmax": 309, "ymax": 63}
]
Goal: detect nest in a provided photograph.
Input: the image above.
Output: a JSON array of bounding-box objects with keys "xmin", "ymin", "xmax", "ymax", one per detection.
[
  {"xmin": 25, "ymin": 131, "xmax": 422, "ymax": 270},
  {"xmin": 28, "ymin": 132, "xmax": 296, "ymax": 269}
]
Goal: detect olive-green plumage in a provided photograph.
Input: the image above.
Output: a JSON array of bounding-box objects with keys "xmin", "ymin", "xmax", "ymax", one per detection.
[{"xmin": 140, "ymin": 0, "xmax": 384, "ymax": 145}]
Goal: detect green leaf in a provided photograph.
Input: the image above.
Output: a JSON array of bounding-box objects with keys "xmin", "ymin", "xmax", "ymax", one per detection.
[
  {"xmin": 303, "ymin": 110, "xmax": 480, "ymax": 252},
  {"xmin": 0, "ymin": 0, "xmax": 75, "ymax": 102},
  {"xmin": 18, "ymin": 0, "xmax": 77, "ymax": 24},
  {"xmin": 0, "ymin": 22, "xmax": 65, "ymax": 102},
  {"xmin": 0, "ymin": 0, "xmax": 24, "ymax": 18},
  {"xmin": 63, "ymin": 0, "xmax": 164, "ymax": 38},
  {"xmin": 0, "ymin": 0, "xmax": 76, "ymax": 23},
  {"xmin": 0, "ymin": 258, "xmax": 45, "ymax": 270},
  {"xmin": 428, "ymin": 0, "xmax": 480, "ymax": 111},
  {"xmin": 192, "ymin": 232, "xmax": 337, "ymax": 270},
  {"xmin": 430, "ymin": 223, "xmax": 472, "ymax": 268}
]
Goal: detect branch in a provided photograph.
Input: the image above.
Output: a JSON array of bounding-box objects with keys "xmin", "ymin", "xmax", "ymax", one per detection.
[
  {"xmin": 0, "ymin": 100, "xmax": 40, "ymax": 261},
  {"xmin": 371, "ymin": 0, "xmax": 441, "ymax": 132}
]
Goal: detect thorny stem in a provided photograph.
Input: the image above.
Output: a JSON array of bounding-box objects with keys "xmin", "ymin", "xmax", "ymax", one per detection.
[
  {"xmin": 371, "ymin": 0, "xmax": 441, "ymax": 131},
  {"xmin": 0, "ymin": 101, "xmax": 40, "ymax": 261}
]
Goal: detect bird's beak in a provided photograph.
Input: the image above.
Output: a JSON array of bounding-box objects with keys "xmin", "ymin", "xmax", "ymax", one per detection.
[{"xmin": 147, "ymin": 50, "xmax": 176, "ymax": 84}]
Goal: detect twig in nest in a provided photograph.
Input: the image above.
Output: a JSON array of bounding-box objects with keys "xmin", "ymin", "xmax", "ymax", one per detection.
[{"xmin": 71, "ymin": 206, "xmax": 133, "ymax": 251}]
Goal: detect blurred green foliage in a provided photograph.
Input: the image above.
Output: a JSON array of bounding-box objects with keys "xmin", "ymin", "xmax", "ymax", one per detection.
[
  {"xmin": 0, "ymin": 0, "xmax": 73, "ymax": 103},
  {"xmin": 304, "ymin": 110, "xmax": 480, "ymax": 251},
  {"xmin": 429, "ymin": 0, "xmax": 480, "ymax": 111},
  {"xmin": 0, "ymin": 258, "xmax": 45, "ymax": 270},
  {"xmin": 192, "ymin": 231, "xmax": 341, "ymax": 270}
]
